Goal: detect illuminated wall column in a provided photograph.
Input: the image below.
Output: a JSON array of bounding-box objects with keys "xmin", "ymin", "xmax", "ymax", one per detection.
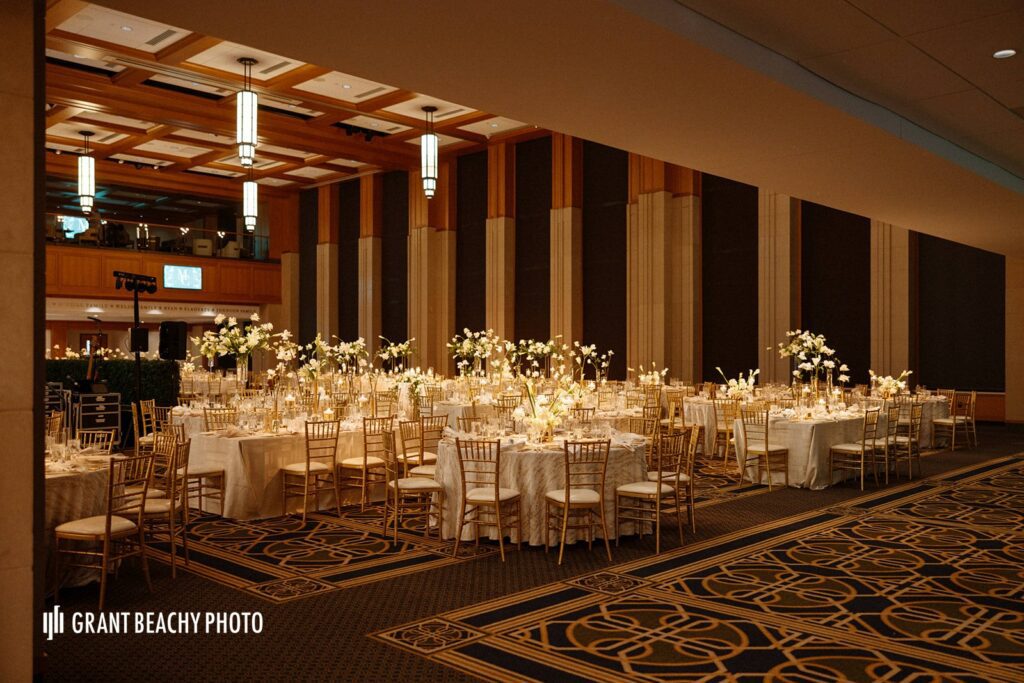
[
  {"xmin": 1007, "ymin": 258, "xmax": 1024, "ymax": 428},
  {"xmin": 626, "ymin": 155, "xmax": 697, "ymax": 377},
  {"xmin": 757, "ymin": 191, "xmax": 800, "ymax": 384},
  {"xmin": 870, "ymin": 221, "xmax": 915, "ymax": 378},
  {"xmin": 359, "ymin": 174, "xmax": 383, "ymax": 357},
  {"xmin": 0, "ymin": 1, "xmax": 38, "ymax": 677},
  {"xmin": 316, "ymin": 183, "xmax": 339, "ymax": 341},
  {"xmin": 265, "ymin": 193, "xmax": 300, "ymax": 343},
  {"xmin": 486, "ymin": 142, "xmax": 515, "ymax": 340},
  {"xmin": 408, "ymin": 161, "xmax": 456, "ymax": 373},
  {"xmin": 550, "ymin": 133, "xmax": 583, "ymax": 346},
  {"xmin": 666, "ymin": 168, "xmax": 701, "ymax": 382}
]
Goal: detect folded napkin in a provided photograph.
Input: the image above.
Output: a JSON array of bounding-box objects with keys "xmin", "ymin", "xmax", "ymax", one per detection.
[{"xmin": 218, "ymin": 425, "xmax": 252, "ymax": 438}]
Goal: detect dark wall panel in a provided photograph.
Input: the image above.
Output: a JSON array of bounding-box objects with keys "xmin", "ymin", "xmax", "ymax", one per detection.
[
  {"xmin": 918, "ymin": 234, "xmax": 1005, "ymax": 391},
  {"xmin": 455, "ymin": 151, "xmax": 487, "ymax": 332},
  {"xmin": 800, "ymin": 202, "xmax": 871, "ymax": 383},
  {"xmin": 381, "ymin": 171, "xmax": 408, "ymax": 343},
  {"xmin": 582, "ymin": 140, "xmax": 627, "ymax": 379},
  {"xmin": 701, "ymin": 174, "xmax": 758, "ymax": 380},
  {"xmin": 298, "ymin": 188, "xmax": 318, "ymax": 346},
  {"xmin": 338, "ymin": 180, "xmax": 360, "ymax": 341},
  {"xmin": 514, "ymin": 136, "xmax": 552, "ymax": 342}
]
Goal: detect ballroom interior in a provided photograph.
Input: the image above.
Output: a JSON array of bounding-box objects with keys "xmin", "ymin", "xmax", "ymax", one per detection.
[{"xmin": 5, "ymin": 0, "xmax": 1024, "ymax": 680}]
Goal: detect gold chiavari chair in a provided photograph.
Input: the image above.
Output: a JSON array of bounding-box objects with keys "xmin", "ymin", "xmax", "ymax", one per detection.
[
  {"xmin": 149, "ymin": 431, "xmax": 177, "ymax": 497},
  {"xmin": 179, "ymin": 375, "xmax": 194, "ymax": 395},
  {"xmin": 132, "ymin": 438, "xmax": 191, "ymax": 578},
  {"xmin": 646, "ymin": 426, "xmax": 701, "ymax": 534},
  {"xmin": 569, "ymin": 406, "xmax": 595, "ymax": 425},
  {"xmin": 935, "ymin": 388, "xmax": 956, "ymax": 402},
  {"xmin": 661, "ymin": 391, "xmax": 686, "ymax": 435},
  {"xmin": 642, "ymin": 383, "xmax": 663, "ymax": 407},
  {"xmin": 597, "ymin": 387, "xmax": 616, "ymax": 410},
  {"xmin": 76, "ymin": 428, "xmax": 116, "ymax": 454},
  {"xmin": 739, "ymin": 405, "xmax": 789, "ymax": 490},
  {"xmin": 132, "ymin": 399, "xmax": 158, "ymax": 456},
  {"xmin": 545, "ymin": 439, "xmax": 612, "ymax": 564},
  {"xmin": 453, "ymin": 438, "xmax": 522, "ymax": 561},
  {"xmin": 712, "ymin": 398, "xmax": 741, "ymax": 467},
  {"xmin": 828, "ymin": 408, "xmax": 881, "ymax": 490},
  {"xmin": 625, "ymin": 389, "xmax": 646, "ymax": 409},
  {"xmin": 177, "ymin": 393, "xmax": 198, "ymax": 407},
  {"xmin": 381, "ymin": 431, "xmax": 444, "ymax": 541},
  {"xmin": 417, "ymin": 393, "xmax": 435, "ymax": 417},
  {"xmin": 46, "ymin": 410, "xmax": 65, "ymax": 439},
  {"xmin": 240, "ymin": 388, "xmax": 262, "ymax": 400},
  {"xmin": 340, "ymin": 415, "xmax": 393, "ymax": 510},
  {"xmin": 615, "ymin": 430, "xmax": 687, "ymax": 554},
  {"xmin": 860, "ymin": 404, "xmax": 900, "ymax": 484},
  {"xmin": 934, "ymin": 390, "xmax": 976, "ymax": 450},
  {"xmin": 702, "ymin": 382, "xmax": 718, "ymax": 399},
  {"xmin": 281, "ymin": 419, "xmax": 343, "ymax": 522},
  {"xmin": 398, "ymin": 415, "xmax": 446, "ymax": 477},
  {"xmin": 54, "ymin": 453, "xmax": 154, "ymax": 610},
  {"xmin": 891, "ymin": 402, "xmax": 924, "ymax": 480},
  {"xmin": 494, "ymin": 394, "xmax": 521, "ymax": 428},
  {"xmin": 202, "ymin": 407, "xmax": 237, "ymax": 431},
  {"xmin": 628, "ymin": 414, "xmax": 660, "ymax": 441}
]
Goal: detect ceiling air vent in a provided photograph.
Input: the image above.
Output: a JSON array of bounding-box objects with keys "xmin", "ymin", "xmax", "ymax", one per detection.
[
  {"xmin": 356, "ymin": 86, "xmax": 386, "ymax": 99},
  {"xmin": 145, "ymin": 29, "xmax": 178, "ymax": 46},
  {"xmin": 435, "ymin": 108, "xmax": 465, "ymax": 120},
  {"xmin": 260, "ymin": 60, "xmax": 291, "ymax": 75}
]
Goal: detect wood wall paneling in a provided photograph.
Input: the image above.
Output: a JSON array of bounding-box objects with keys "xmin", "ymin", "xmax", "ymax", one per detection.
[
  {"xmin": 298, "ymin": 188, "xmax": 318, "ymax": 345},
  {"xmin": 456, "ymin": 151, "xmax": 487, "ymax": 332},
  {"xmin": 381, "ymin": 170, "xmax": 409, "ymax": 342},
  {"xmin": 338, "ymin": 179, "xmax": 361, "ymax": 341},
  {"xmin": 514, "ymin": 136, "xmax": 552, "ymax": 342}
]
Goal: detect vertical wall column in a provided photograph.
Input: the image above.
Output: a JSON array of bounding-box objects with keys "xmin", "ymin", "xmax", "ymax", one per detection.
[
  {"xmin": 1007, "ymin": 258, "xmax": 1024, "ymax": 428},
  {"xmin": 1, "ymin": 1, "xmax": 38, "ymax": 677},
  {"xmin": 870, "ymin": 221, "xmax": 915, "ymax": 377},
  {"xmin": 486, "ymin": 142, "xmax": 515, "ymax": 339},
  {"xmin": 627, "ymin": 156, "xmax": 699, "ymax": 378},
  {"xmin": 266, "ymin": 194, "xmax": 300, "ymax": 345},
  {"xmin": 359, "ymin": 175, "xmax": 383, "ymax": 357},
  {"xmin": 758, "ymin": 191, "xmax": 800, "ymax": 383},
  {"xmin": 408, "ymin": 162, "xmax": 456, "ymax": 373},
  {"xmin": 316, "ymin": 184, "xmax": 339, "ymax": 341},
  {"xmin": 550, "ymin": 133, "xmax": 583, "ymax": 345}
]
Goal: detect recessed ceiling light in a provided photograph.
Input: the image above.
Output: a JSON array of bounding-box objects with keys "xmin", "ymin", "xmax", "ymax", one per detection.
[
  {"xmin": 201, "ymin": 310, "xmax": 217, "ymax": 317},
  {"xmin": 85, "ymin": 306, "xmax": 104, "ymax": 314},
  {"xmin": 993, "ymin": 48, "xmax": 1016, "ymax": 59},
  {"xmin": 490, "ymin": 123, "xmax": 499, "ymax": 128},
  {"xmin": 190, "ymin": 81, "xmax": 200, "ymax": 86},
  {"xmin": 342, "ymin": 83, "xmax": 351, "ymax": 89},
  {"xmin": 121, "ymin": 25, "xmax": 133, "ymax": 32},
  {"xmin": 370, "ymin": 122, "xmax": 379, "ymax": 127},
  {"xmin": 147, "ymin": 309, "xmax": 162, "ymax": 315},
  {"xmin": 73, "ymin": 53, "xmax": 84, "ymax": 58}
]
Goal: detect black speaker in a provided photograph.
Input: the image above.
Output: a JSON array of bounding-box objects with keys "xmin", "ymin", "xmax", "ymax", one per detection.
[
  {"xmin": 130, "ymin": 326, "xmax": 149, "ymax": 353},
  {"xmin": 159, "ymin": 321, "xmax": 188, "ymax": 360}
]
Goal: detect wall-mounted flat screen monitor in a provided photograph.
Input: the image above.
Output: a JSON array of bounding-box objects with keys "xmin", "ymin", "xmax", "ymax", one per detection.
[{"xmin": 163, "ymin": 264, "xmax": 202, "ymax": 290}]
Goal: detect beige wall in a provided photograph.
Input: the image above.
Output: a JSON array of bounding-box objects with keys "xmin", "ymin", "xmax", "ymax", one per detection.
[{"xmin": 0, "ymin": 0, "xmax": 40, "ymax": 678}]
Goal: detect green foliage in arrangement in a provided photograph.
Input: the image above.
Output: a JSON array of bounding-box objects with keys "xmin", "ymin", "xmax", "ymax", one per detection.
[{"xmin": 46, "ymin": 359, "xmax": 180, "ymax": 407}]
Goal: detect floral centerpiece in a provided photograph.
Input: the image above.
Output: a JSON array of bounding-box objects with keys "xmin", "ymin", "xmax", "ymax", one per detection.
[
  {"xmin": 506, "ymin": 338, "xmax": 564, "ymax": 378},
  {"xmin": 448, "ymin": 328, "xmax": 500, "ymax": 376},
  {"xmin": 396, "ymin": 367, "xmax": 430, "ymax": 418},
  {"xmin": 777, "ymin": 329, "xmax": 850, "ymax": 392},
  {"xmin": 193, "ymin": 313, "xmax": 274, "ymax": 386},
  {"xmin": 518, "ymin": 379, "xmax": 572, "ymax": 442},
  {"xmin": 378, "ymin": 337, "xmax": 415, "ymax": 373},
  {"xmin": 869, "ymin": 369, "xmax": 912, "ymax": 399},
  {"xmin": 716, "ymin": 367, "xmax": 760, "ymax": 400},
  {"xmin": 571, "ymin": 342, "xmax": 614, "ymax": 383},
  {"xmin": 630, "ymin": 363, "xmax": 669, "ymax": 385},
  {"xmin": 332, "ymin": 337, "xmax": 369, "ymax": 375}
]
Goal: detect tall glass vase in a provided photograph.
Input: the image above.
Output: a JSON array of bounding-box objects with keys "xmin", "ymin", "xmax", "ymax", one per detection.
[{"xmin": 237, "ymin": 354, "xmax": 249, "ymax": 389}]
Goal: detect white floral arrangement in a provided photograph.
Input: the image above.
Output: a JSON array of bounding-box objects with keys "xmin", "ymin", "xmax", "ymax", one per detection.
[
  {"xmin": 448, "ymin": 329, "xmax": 501, "ymax": 376},
  {"xmin": 194, "ymin": 313, "xmax": 273, "ymax": 359},
  {"xmin": 630, "ymin": 363, "xmax": 669, "ymax": 385},
  {"xmin": 571, "ymin": 342, "xmax": 614, "ymax": 383},
  {"xmin": 297, "ymin": 333, "xmax": 332, "ymax": 381},
  {"xmin": 518, "ymin": 379, "xmax": 573, "ymax": 437},
  {"xmin": 332, "ymin": 337, "xmax": 369, "ymax": 372},
  {"xmin": 716, "ymin": 367, "xmax": 760, "ymax": 399},
  {"xmin": 378, "ymin": 337, "xmax": 416, "ymax": 371},
  {"xmin": 869, "ymin": 369, "xmax": 912, "ymax": 398},
  {"xmin": 505, "ymin": 338, "xmax": 567, "ymax": 378},
  {"xmin": 271, "ymin": 330, "xmax": 299, "ymax": 363},
  {"xmin": 777, "ymin": 329, "xmax": 849, "ymax": 383}
]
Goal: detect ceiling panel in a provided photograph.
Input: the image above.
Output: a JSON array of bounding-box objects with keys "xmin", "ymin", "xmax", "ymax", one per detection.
[
  {"xmin": 57, "ymin": 4, "xmax": 191, "ymax": 53},
  {"xmin": 133, "ymin": 139, "xmax": 213, "ymax": 158},
  {"xmin": 459, "ymin": 116, "xmax": 529, "ymax": 137},
  {"xmin": 382, "ymin": 94, "xmax": 473, "ymax": 120},
  {"xmin": 47, "ymin": 121, "xmax": 128, "ymax": 145},
  {"xmin": 45, "ymin": 48, "xmax": 125, "ymax": 72},
  {"xmin": 110, "ymin": 153, "xmax": 172, "ymax": 166},
  {"xmin": 284, "ymin": 166, "xmax": 338, "ymax": 179},
  {"xmin": 186, "ymin": 41, "xmax": 305, "ymax": 80},
  {"xmin": 293, "ymin": 70, "xmax": 398, "ymax": 101},
  {"xmin": 847, "ymin": 0, "xmax": 1021, "ymax": 36},
  {"xmin": 404, "ymin": 133, "xmax": 462, "ymax": 148},
  {"xmin": 75, "ymin": 111, "xmax": 156, "ymax": 130},
  {"xmin": 340, "ymin": 114, "xmax": 410, "ymax": 134}
]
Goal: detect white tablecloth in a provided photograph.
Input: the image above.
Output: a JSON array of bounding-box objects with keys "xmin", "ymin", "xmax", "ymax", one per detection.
[
  {"xmin": 683, "ymin": 398, "xmax": 718, "ymax": 453},
  {"xmin": 434, "ymin": 435, "xmax": 647, "ymax": 546},
  {"xmin": 188, "ymin": 425, "xmax": 381, "ymax": 520},
  {"xmin": 432, "ymin": 401, "xmax": 494, "ymax": 422},
  {"xmin": 734, "ymin": 414, "xmax": 867, "ymax": 490},
  {"xmin": 916, "ymin": 396, "xmax": 949, "ymax": 448},
  {"xmin": 45, "ymin": 467, "xmax": 108, "ymax": 587}
]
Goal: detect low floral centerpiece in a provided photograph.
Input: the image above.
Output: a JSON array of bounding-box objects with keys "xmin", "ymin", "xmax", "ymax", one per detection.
[
  {"xmin": 869, "ymin": 369, "xmax": 912, "ymax": 399},
  {"xmin": 777, "ymin": 329, "xmax": 850, "ymax": 394},
  {"xmin": 716, "ymin": 367, "xmax": 760, "ymax": 400},
  {"xmin": 378, "ymin": 337, "xmax": 415, "ymax": 373}
]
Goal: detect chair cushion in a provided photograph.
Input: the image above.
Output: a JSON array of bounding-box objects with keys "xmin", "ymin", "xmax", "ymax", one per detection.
[
  {"xmin": 398, "ymin": 451, "xmax": 438, "ymax": 464},
  {"xmin": 858, "ymin": 437, "xmax": 892, "ymax": 446},
  {"xmin": 466, "ymin": 487, "xmax": 519, "ymax": 502},
  {"xmin": 409, "ymin": 464, "xmax": 436, "ymax": 477},
  {"xmin": 181, "ymin": 464, "xmax": 224, "ymax": 477},
  {"xmin": 830, "ymin": 442, "xmax": 867, "ymax": 454},
  {"xmin": 56, "ymin": 515, "xmax": 136, "ymax": 536},
  {"xmin": 617, "ymin": 481, "xmax": 674, "ymax": 496},
  {"xmin": 893, "ymin": 435, "xmax": 916, "ymax": 444},
  {"xmin": 933, "ymin": 417, "xmax": 969, "ymax": 425},
  {"xmin": 126, "ymin": 485, "xmax": 165, "ymax": 499},
  {"xmin": 646, "ymin": 471, "xmax": 690, "ymax": 482},
  {"xmin": 137, "ymin": 433, "xmax": 154, "ymax": 445},
  {"xmin": 545, "ymin": 488, "xmax": 600, "ymax": 505},
  {"xmin": 388, "ymin": 477, "xmax": 443, "ymax": 491},
  {"xmin": 340, "ymin": 455, "xmax": 385, "ymax": 468},
  {"xmin": 125, "ymin": 498, "xmax": 174, "ymax": 515},
  {"xmin": 282, "ymin": 461, "xmax": 331, "ymax": 474},
  {"xmin": 744, "ymin": 441, "xmax": 788, "ymax": 453}
]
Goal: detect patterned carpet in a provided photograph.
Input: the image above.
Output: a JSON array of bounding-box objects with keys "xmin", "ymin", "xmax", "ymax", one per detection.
[{"xmin": 374, "ymin": 454, "xmax": 1024, "ymax": 682}]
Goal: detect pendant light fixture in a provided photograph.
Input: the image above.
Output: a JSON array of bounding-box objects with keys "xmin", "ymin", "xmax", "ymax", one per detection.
[
  {"xmin": 78, "ymin": 130, "xmax": 95, "ymax": 214},
  {"xmin": 236, "ymin": 57, "xmax": 258, "ymax": 167},
  {"xmin": 420, "ymin": 106, "xmax": 438, "ymax": 198},
  {"xmin": 243, "ymin": 168, "xmax": 257, "ymax": 232}
]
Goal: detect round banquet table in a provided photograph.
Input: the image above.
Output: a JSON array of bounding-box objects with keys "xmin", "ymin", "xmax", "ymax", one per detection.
[
  {"xmin": 683, "ymin": 398, "xmax": 719, "ymax": 453},
  {"xmin": 45, "ymin": 465, "xmax": 108, "ymax": 587},
  {"xmin": 434, "ymin": 434, "xmax": 648, "ymax": 546}
]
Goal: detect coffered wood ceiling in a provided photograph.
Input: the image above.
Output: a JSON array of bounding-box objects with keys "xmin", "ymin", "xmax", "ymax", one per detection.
[{"xmin": 44, "ymin": 1, "xmax": 532, "ymax": 199}]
